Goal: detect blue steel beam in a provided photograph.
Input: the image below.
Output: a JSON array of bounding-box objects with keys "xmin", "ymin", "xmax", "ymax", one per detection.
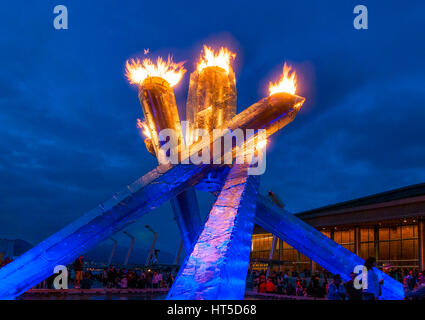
[
  {"xmin": 0, "ymin": 92, "xmax": 302, "ymax": 299},
  {"xmin": 170, "ymin": 187, "xmax": 202, "ymax": 254},
  {"xmin": 255, "ymin": 194, "xmax": 405, "ymax": 300},
  {"xmin": 0, "ymin": 162, "xmax": 221, "ymax": 300},
  {"xmin": 167, "ymin": 164, "xmax": 260, "ymax": 300}
]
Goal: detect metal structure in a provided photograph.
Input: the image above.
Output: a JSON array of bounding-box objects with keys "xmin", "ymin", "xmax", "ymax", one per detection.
[
  {"xmin": 254, "ymin": 194, "xmax": 404, "ymax": 300},
  {"xmin": 107, "ymin": 238, "xmax": 118, "ymax": 266},
  {"xmin": 174, "ymin": 240, "xmax": 183, "ymax": 266},
  {"xmin": 168, "ymin": 163, "xmax": 259, "ymax": 299},
  {"xmin": 145, "ymin": 225, "xmax": 158, "ymax": 266},
  {"xmin": 0, "ymin": 49, "xmax": 405, "ymax": 300},
  {"xmin": 122, "ymin": 231, "xmax": 135, "ymax": 266},
  {"xmin": 138, "ymin": 75, "xmax": 203, "ymax": 256},
  {"xmin": 266, "ymin": 191, "xmax": 283, "ymax": 278},
  {"xmin": 266, "ymin": 236, "xmax": 277, "ymax": 279}
]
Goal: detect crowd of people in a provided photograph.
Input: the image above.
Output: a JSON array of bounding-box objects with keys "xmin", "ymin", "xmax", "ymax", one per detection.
[
  {"xmin": 34, "ymin": 256, "xmax": 176, "ymax": 290},
  {"xmin": 0, "ymin": 256, "xmax": 12, "ymax": 269},
  {"xmin": 248, "ymin": 257, "xmax": 425, "ymax": 300},
  {"xmin": 3, "ymin": 254, "xmax": 425, "ymax": 299},
  {"xmin": 87, "ymin": 266, "xmax": 176, "ymax": 289},
  {"xmin": 248, "ymin": 270, "xmax": 329, "ymax": 298}
]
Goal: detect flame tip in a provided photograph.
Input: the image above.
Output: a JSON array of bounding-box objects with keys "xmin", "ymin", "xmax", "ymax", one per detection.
[
  {"xmin": 125, "ymin": 55, "xmax": 186, "ymax": 87},
  {"xmin": 197, "ymin": 45, "xmax": 236, "ymax": 74},
  {"xmin": 268, "ymin": 62, "xmax": 297, "ymax": 96}
]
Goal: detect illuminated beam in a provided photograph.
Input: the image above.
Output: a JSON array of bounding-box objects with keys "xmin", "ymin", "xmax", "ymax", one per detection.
[
  {"xmin": 167, "ymin": 164, "xmax": 259, "ymax": 300},
  {"xmin": 138, "ymin": 76, "xmax": 203, "ymax": 257},
  {"xmin": 254, "ymin": 194, "xmax": 405, "ymax": 300},
  {"xmin": 174, "ymin": 240, "xmax": 183, "ymax": 265},
  {"xmin": 170, "ymin": 187, "xmax": 202, "ymax": 254},
  {"xmin": 122, "ymin": 231, "xmax": 135, "ymax": 266},
  {"xmin": 145, "ymin": 225, "xmax": 158, "ymax": 266},
  {"xmin": 0, "ymin": 162, "xmax": 220, "ymax": 300},
  {"xmin": 186, "ymin": 61, "xmax": 237, "ymax": 136},
  {"xmin": 0, "ymin": 92, "xmax": 302, "ymax": 300},
  {"xmin": 107, "ymin": 238, "xmax": 118, "ymax": 266}
]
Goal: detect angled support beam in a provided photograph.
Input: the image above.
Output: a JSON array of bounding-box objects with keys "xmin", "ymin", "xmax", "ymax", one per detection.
[
  {"xmin": 0, "ymin": 92, "xmax": 302, "ymax": 300},
  {"xmin": 145, "ymin": 225, "xmax": 158, "ymax": 266},
  {"xmin": 254, "ymin": 194, "xmax": 405, "ymax": 300},
  {"xmin": 107, "ymin": 238, "xmax": 118, "ymax": 266},
  {"xmin": 174, "ymin": 240, "xmax": 183, "ymax": 265},
  {"xmin": 0, "ymin": 162, "xmax": 220, "ymax": 300},
  {"xmin": 170, "ymin": 187, "xmax": 202, "ymax": 254},
  {"xmin": 266, "ymin": 236, "xmax": 277, "ymax": 278},
  {"xmin": 123, "ymin": 231, "xmax": 135, "ymax": 266},
  {"xmin": 167, "ymin": 164, "xmax": 260, "ymax": 300}
]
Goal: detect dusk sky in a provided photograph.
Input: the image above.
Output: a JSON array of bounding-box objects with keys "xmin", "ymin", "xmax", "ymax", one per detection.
[{"xmin": 1, "ymin": 0, "xmax": 424, "ymax": 259}]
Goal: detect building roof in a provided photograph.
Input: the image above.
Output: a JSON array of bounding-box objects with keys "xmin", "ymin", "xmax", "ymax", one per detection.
[{"xmin": 295, "ymin": 183, "xmax": 425, "ymax": 219}]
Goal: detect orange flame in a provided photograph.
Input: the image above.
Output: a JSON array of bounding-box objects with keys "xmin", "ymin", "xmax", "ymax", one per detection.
[
  {"xmin": 125, "ymin": 56, "xmax": 186, "ymax": 87},
  {"xmin": 197, "ymin": 45, "xmax": 236, "ymax": 74},
  {"xmin": 137, "ymin": 118, "xmax": 152, "ymax": 139},
  {"xmin": 268, "ymin": 63, "xmax": 297, "ymax": 96}
]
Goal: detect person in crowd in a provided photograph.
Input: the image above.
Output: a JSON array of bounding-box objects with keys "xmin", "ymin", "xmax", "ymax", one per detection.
[
  {"xmin": 120, "ymin": 274, "xmax": 128, "ymax": 289},
  {"xmin": 301, "ymin": 276, "xmax": 307, "ymax": 289},
  {"xmin": 286, "ymin": 281, "xmax": 296, "ymax": 296},
  {"xmin": 166, "ymin": 272, "xmax": 174, "ymax": 288},
  {"xmin": 404, "ymin": 269, "xmax": 417, "ymax": 291},
  {"xmin": 73, "ymin": 256, "xmax": 84, "ymax": 288},
  {"xmin": 146, "ymin": 270, "xmax": 153, "ymax": 288},
  {"xmin": 126, "ymin": 270, "xmax": 135, "ymax": 288},
  {"xmin": 276, "ymin": 273, "xmax": 286, "ymax": 294},
  {"xmin": 106, "ymin": 266, "xmax": 115, "ymax": 288},
  {"xmin": 80, "ymin": 271, "xmax": 93, "ymax": 289},
  {"xmin": 152, "ymin": 271, "xmax": 160, "ymax": 288},
  {"xmin": 257, "ymin": 275, "xmax": 267, "ymax": 293},
  {"xmin": 307, "ymin": 274, "xmax": 326, "ymax": 298},
  {"xmin": 323, "ymin": 276, "xmax": 329, "ymax": 295},
  {"xmin": 328, "ymin": 274, "xmax": 346, "ymax": 300},
  {"xmin": 362, "ymin": 257, "xmax": 383, "ymax": 300},
  {"xmin": 0, "ymin": 257, "xmax": 12, "ymax": 269},
  {"xmin": 139, "ymin": 271, "xmax": 147, "ymax": 288},
  {"xmin": 417, "ymin": 271, "xmax": 425, "ymax": 286},
  {"xmin": 345, "ymin": 272, "xmax": 362, "ymax": 300},
  {"xmin": 265, "ymin": 276, "xmax": 276, "ymax": 293},
  {"xmin": 296, "ymin": 280, "xmax": 304, "ymax": 296}
]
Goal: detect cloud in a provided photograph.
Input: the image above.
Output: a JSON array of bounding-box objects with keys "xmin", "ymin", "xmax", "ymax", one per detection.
[
  {"xmin": 0, "ymin": 0, "xmax": 424, "ymax": 254},
  {"xmin": 262, "ymin": 75, "xmax": 425, "ymax": 212}
]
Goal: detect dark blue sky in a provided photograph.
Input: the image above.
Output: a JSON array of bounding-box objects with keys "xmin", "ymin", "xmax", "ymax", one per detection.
[{"xmin": 1, "ymin": 0, "xmax": 424, "ymax": 258}]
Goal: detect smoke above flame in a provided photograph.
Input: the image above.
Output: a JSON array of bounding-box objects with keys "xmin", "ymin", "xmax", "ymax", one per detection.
[
  {"xmin": 268, "ymin": 63, "xmax": 297, "ymax": 96},
  {"xmin": 197, "ymin": 45, "xmax": 236, "ymax": 74},
  {"xmin": 125, "ymin": 56, "xmax": 186, "ymax": 87}
]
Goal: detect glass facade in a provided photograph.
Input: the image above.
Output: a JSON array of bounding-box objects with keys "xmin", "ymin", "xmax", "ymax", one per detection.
[
  {"xmin": 378, "ymin": 225, "xmax": 418, "ymax": 268},
  {"xmin": 359, "ymin": 227, "xmax": 375, "ymax": 259},
  {"xmin": 250, "ymin": 234, "xmax": 310, "ymax": 272},
  {"xmin": 250, "ymin": 224, "xmax": 420, "ymax": 272}
]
